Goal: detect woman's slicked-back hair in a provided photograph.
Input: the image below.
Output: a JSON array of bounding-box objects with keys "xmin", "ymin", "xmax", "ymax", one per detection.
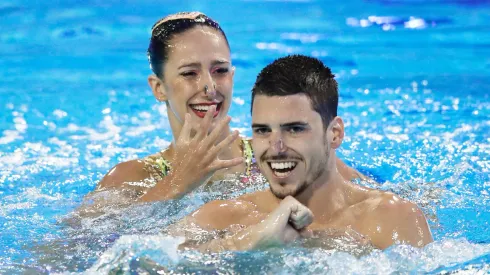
[{"xmin": 147, "ymin": 12, "xmax": 229, "ymax": 78}]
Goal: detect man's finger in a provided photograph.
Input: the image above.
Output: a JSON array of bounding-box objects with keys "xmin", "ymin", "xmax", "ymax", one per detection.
[
  {"xmin": 289, "ymin": 211, "xmax": 313, "ymax": 230},
  {"xmin": 287, "ymin": 198, "xmax": 313, "ymax": 230}
]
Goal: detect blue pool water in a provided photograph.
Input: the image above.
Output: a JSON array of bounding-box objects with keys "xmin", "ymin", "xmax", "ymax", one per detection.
[{"xmin": 1, "ymin": 0, "xmax": 489, "ymax": 273}]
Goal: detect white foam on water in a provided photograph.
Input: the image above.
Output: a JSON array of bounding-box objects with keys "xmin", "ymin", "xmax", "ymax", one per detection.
[
  {"xmin": 84, "ymin": 234, "xmax": 184, "ymax": 274},
  {"xmin": 78, "ymin": 238, "xmax": 489, "ymax": 274}
]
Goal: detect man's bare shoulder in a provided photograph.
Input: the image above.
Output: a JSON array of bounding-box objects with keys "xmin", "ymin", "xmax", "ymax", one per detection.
[
  {"xmin": 360, "ymin": 191, "xmax": 420, "ymax": 217},
  {"xmin": 97, "ymin": 159, "xmax": 150, "ymax": 189},
  {"xmin": 238, "ymin": 190, "xmax": 279, "ymax": 212},
  {"xmin": 190, "ymin": 198, "xmax": 265, "ymax": 231},
  {"xmin": 355, "ymin": 190, "xmax": 433, "ymax": 248}
]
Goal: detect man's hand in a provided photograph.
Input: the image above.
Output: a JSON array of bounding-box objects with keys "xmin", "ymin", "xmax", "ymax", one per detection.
[{"xmin": 250, "ymin": 196, "xmax": 314, "ymax": 249}]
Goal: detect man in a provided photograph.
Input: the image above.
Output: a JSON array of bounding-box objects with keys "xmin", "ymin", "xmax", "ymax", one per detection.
[{"xmin": 172, "ymin": 55, "xmax": 433, "ymax": 251}]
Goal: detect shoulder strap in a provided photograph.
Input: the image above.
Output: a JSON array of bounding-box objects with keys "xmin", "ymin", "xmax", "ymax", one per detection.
[{"xmin": 241, "ymin": 137, "xmax": 254, "ymax": 175}]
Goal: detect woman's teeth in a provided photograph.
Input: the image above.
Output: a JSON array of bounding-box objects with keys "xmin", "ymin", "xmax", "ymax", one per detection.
[
  {"xmin": 191, "ymin": 105, "xmax": 214, "ymax": 111},
  {"xmin": 190, "ymin": 103, "xmax": 221, "ymax": 118}
]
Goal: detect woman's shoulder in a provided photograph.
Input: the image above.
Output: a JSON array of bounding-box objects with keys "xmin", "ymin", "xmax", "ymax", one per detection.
[
  {"xmin": 96, "ymin": 150, "xmax": 171, "ymax": 190},
  {"xmin": 96, "ymin": 159, "xmax": 149, "ymax": 189}
]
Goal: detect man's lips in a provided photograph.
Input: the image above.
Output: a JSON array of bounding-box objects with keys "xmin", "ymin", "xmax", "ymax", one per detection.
[{"xmin": 189, "ymin": 102, "xmax": 222, "ymax": 118}]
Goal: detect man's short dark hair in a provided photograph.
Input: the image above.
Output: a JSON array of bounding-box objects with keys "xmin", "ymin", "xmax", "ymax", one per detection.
[{"xmin": 251, "ymin": 55, "xmax": 338, "ymax": 128}]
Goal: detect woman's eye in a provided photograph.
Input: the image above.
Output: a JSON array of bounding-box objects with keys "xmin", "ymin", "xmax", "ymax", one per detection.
[
  {"xmin": 181, "ymin": 71, "xmax": 197, "ymax": 77},
  {"xmin": 211, "ymin": 67, "xmax": 230, "ymax": 75},
  {"xmin": 215, "ymin": 67, "xmax": 229, "ymax": 74}
]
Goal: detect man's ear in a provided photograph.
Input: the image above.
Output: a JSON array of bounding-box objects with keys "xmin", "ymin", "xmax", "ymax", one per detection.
[
  {"xmin": 328, "ymin": 116, "xmax": 344, "ymax": 149},
  {"xmin": 148, "ymin": 74, "xmax": 168, "ymax": 102}
]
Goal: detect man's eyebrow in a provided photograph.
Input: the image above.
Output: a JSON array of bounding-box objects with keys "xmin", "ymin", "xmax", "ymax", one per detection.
[
  {"xmin": 251, "ymin": 123, "xmax": 269, "ymax": 128},
  {"xmin": 280, "ymin": 122, "xmax": 309, "ymax": 127}
]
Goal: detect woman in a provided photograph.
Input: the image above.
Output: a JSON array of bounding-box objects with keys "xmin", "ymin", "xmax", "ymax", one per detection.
[{"xmin": 95, "ymin": 12, "xmax": 364, "ymax": 203}]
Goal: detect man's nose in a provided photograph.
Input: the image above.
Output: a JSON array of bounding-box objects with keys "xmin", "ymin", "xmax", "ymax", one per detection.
[{"xmin": 269, "ymin": 132, "xmax": 286, "ymax": 153}]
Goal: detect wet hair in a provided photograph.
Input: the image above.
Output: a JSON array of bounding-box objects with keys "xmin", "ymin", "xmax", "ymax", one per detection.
[
  {"xmin": 147, "ymin": 12, "xmax": 230, "ymax": 78},
  {"xmin": 251, "ymin": 54, "xmax": 338, "ymax": 128}
]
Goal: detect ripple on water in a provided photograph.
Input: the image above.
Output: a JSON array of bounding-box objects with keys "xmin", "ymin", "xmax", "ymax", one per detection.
[{"xmin": 76, "ymin": 238, "xmax": 490, "ymax": 274}]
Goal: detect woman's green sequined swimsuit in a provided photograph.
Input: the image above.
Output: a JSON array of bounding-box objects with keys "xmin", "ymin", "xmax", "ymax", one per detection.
[{"xmin": 142, "ymin": 138, "xmax": 255, "ymax": 183}]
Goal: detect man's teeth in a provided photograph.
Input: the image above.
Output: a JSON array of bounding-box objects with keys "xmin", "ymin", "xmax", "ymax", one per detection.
[
  {"xmin": 270, "ymin": 162, "xmax": 297, "ymax": 170},
  {"xmin": 274, "ymin": 171, "xmax": 289, "ymax": 177}
]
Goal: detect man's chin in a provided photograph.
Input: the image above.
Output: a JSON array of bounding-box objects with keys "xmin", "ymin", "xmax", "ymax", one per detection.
[
  {"xmin": 269, "ymin": 180, "xmax": 310, "ymax": 199},
  {"xmin": 269, "ymin": 184, "xmax": 298, "ymax": 199}
]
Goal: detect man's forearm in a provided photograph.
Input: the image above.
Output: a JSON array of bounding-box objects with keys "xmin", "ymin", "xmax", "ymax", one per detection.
[{"xmin": 179, "ymin": 225, "xmax": 262, "ymax": 253}]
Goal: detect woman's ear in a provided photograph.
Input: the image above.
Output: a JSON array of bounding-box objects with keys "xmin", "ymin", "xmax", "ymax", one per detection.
[
  {"xmin": 148, "ymin": 74, "xmax": 168, "ymax": 102},
  {"xmin": 328, "ymin": 116, "xmax": 344, "ymax": 149}
]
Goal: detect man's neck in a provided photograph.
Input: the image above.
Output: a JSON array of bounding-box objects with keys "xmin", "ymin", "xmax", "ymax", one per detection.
[{"xmin": 295, "ymin": 169, "xmax": 350, "ymax": 224}]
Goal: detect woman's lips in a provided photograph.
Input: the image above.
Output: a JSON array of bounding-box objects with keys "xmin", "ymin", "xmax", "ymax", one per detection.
[{"xmin": 189, "ymin": 102, "xmax": 222, "ymax": 118}]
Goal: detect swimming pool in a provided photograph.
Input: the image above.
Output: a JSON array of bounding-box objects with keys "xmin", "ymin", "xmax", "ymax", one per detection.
[{"xmin": 1, "ymin": 0, "xmax": 489, "ymax": 273}]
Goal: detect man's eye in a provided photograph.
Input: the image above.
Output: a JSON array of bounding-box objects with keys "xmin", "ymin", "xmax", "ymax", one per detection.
[
  {"xmin": 288, "ymin": 126, "xmax": 305, "ymax": 134},
  {"xmin": 253, "ymin": 128, "xmax": 270, "ymax": 135}
]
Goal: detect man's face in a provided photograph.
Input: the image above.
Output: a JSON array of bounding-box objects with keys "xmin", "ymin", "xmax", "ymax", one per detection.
[{"xmin": 251, "ymin": 94, "xmax": 330, "ymax": 199}]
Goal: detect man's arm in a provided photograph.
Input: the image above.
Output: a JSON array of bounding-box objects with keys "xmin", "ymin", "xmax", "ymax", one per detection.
[
  {"xmin": 165, "ymin": 199, "xmax": 263, "ymax": 252},
  {"xmin": 168, "ymin": 196, "xmax": 314, "ymax": 253}
]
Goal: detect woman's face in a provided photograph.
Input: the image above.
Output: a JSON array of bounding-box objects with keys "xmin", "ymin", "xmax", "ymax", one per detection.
[{"xmin": 158, "ymin": 25, "xmax": 234, "ymax": 130}]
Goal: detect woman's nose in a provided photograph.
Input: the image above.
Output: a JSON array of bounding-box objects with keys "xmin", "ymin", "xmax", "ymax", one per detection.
[{"xmin": 201, "ymin": 73, "xmax": 216, "ymax": 98}]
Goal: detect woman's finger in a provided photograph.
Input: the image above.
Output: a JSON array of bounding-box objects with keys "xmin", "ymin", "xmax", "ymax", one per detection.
[
  {"xmin": 193, "ymin": 105, "xmax": 216, "ymax": 141},
  {"xmin": 177, "ymin": 113, "xmax": 192, "ymax": 144},
  {"xmin": 208, "ymin": 157, "xmax": 245, "ymax": 171},
  {"xmin": 202, "ymin": 116, "xmax": 231, "ymax": 149},
  {"xmin": 203, "ymin": 130, "xmax": 239, "ymax": 162}
]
